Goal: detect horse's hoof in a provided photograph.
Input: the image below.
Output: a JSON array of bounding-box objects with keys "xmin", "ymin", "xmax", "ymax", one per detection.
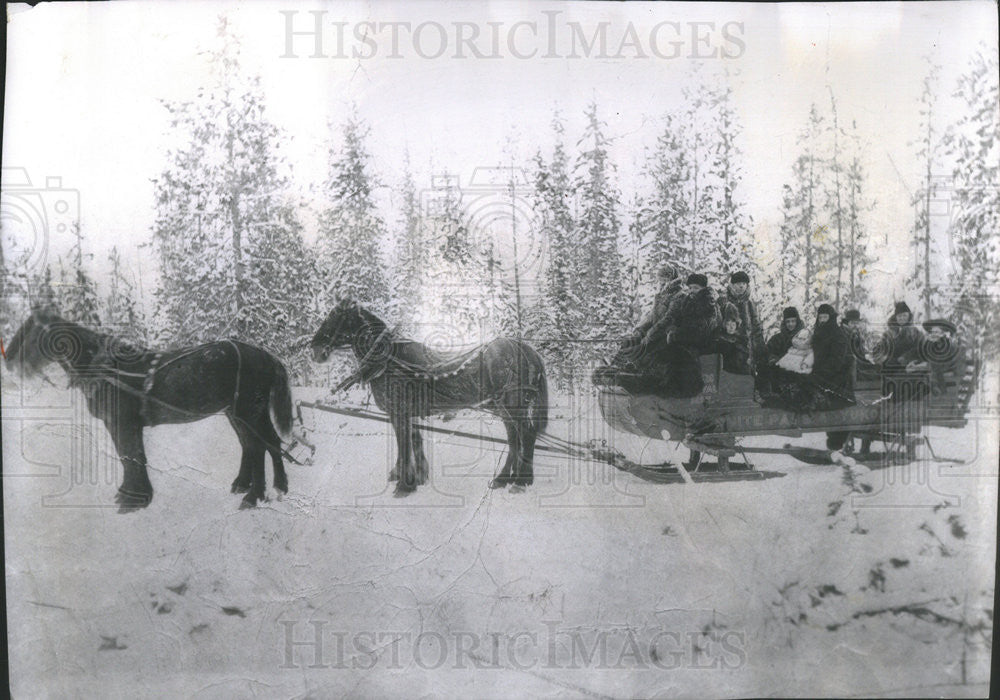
[
  {"xmin": 240, "ymin": 493, "xmax": 267, "ymax": 509},
  {"xmin": 115, "ymin": 490, "xmax": 151, "ymax": 513},
  {"xmin": 488, "ymin": 478, "xmax": 510, "ymax": 490},
  {"xmin": 393, "ymin": 483, "xmax": 416, "ymax": 498},
  {"xmin": 231, "ymin": 483, "xmax": 251, "ymax": 494}
]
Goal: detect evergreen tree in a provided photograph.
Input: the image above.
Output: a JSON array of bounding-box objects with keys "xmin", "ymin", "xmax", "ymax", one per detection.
[
  {"xmin": 943, "ymin": 46, "xmax": 1000, "ymax": 362},
  {"xmin": 636, "ymin": 111, "xmax": 692, "ymax": 282},
  {"xmin": 573, "ymin": 101, "xmax": 628, "ymax": 346},
  {"xmin": 908, "ymin": 57, "xmax": 945, "ymax": 318},
  {"xmin": 105, "ymin": 246, "xmax": 146, "ymax": 341},
  {"xmin": 30, "ymin": 265, "xmax": 58, "ymax": 310},
  {"xmin": 389, "ymin": 154, "xmax": 424, "ymax": 330},
  {"xmin": 706, "ymin": 82, "xmax": 752, "ymax": 277},
  {"xmin": 58, "ymin": 224, "xmax": 101, "ymax": 326},
  {"xmin": 824, "ymin": 87, "xmax": 847, "ymax": 308},
  {"xmin": 842, "ymin": 152, "xmax": 877, "ymax": 310},
  {"xmin": 0, "ymin": 236, "xmax": 29, "ymax": 337},
  {"xmin": 151, "ymin": 17, "xmax": 312, "ymax": 358},
  {"xmin": 422, "ymin": 175, "xmax": 488, "ymax": 341},
  {"xmin": 318, "ymin": 111, "xmax": 389, "ymax": 313},
  {"xmin": 532, "ymin": 115, "xmax": 579, "ymax": 342}
]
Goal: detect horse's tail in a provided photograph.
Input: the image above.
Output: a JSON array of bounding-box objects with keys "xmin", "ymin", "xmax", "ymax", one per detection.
[
  {"xmin": 534, "ymin": 368, "xmax": 549, "ymax": 435},
  {"xmin": 270, "ymin": 357, "xmax": 294, "ymax": 436}
]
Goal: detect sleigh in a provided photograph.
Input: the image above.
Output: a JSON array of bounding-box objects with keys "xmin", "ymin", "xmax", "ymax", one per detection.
[{"xmin": 598, "ymin": 351, "xmax": 978, "ymax": 474}]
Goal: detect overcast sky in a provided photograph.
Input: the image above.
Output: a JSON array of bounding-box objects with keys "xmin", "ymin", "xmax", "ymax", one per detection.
[{"xmin": 3, "ymin": 1, "xmax": 997, "ymax": 315}]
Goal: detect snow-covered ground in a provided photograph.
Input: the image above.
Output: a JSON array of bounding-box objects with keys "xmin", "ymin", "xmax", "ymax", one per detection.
[{"xmin": 3, "ymin": 379, "xmax": 996, "ymax": 698}]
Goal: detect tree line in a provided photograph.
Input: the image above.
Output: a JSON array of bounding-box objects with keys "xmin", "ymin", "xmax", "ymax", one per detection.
[{"xmin": 2, "ymin": 25, "xmax": 995, "ymax": 391}]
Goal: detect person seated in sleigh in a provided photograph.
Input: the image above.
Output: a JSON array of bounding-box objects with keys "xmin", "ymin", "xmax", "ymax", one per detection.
[
  {"xmin": 757, "ymin": 304, "xmax": 856, "ymax": 421},
  {"xmin": 645, "ymin": 273, "xmax": 720, "ymax": 397},
  {"xmin": 614, "ymin": 264, "xmax": 686, "ymax": 369},
  {"xmin": 905, "ymin": 318, "xmax": 967, "ymax": 399},
  {"xmin": 604, "ymin": 273, "xmax": 719, "ymax": 397},
  {"xmin": 595, "ymin": 264, "xmax": 686, "ymax": 386},
  {"xmin": 717, "ymin": 270, "xmax": 766, "ymax": 370},
  {"xmin": 841, "ymin": 308, "xmax": 880, "ymax": 384},
  {"xmin": 757, "ymin": 306, "xmax": 805, "ymax": 398},
  {"xmin": 872, "ymin": 301, "xmax": 925, "ymax": 372},
  {"xmin": 712, "ymin": 303, "xmax": 752, "ymax": 375}
]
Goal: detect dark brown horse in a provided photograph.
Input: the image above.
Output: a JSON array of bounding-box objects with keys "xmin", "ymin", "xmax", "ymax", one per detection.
[
  {"xmin": 310, "ymin": 299, "xmax": 548, "ymax": 496},
  {"xmin": 4, "ymin": 306, "xmax": 293, "ymax": 511}
]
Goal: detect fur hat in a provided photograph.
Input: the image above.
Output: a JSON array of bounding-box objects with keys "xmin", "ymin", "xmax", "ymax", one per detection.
[
  {"xmin": 843, "ymin": 309, "xmax": 862, "ymax": 323},
  {"xmin": 686, "ymin": 273, "xmax": 708, "ymax": 288},
  {"xmin": 782, "ymin": 306, "xmax": 800, "ymax": 320},
  {"xmin": 729, "ymin": 271, "xmax": 750, "ymax": 285},
  {"xmin": 816, "ymin": 303, "xmax": 837, "ymax": 318},
  {"xmin": 894, "ymin": 301, "xmax": 912, "ymax": 316},
  {"xmin": 722, "ymin": 303, "xmax": 740, "ymax": 324},
  {"xmin": 922, "ymin": 318, "xmax": 957, "ymax": 334}
]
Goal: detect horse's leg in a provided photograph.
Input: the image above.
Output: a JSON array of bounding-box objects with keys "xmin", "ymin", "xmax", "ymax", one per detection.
[
  {"xmin": 411, "ymin": 426, "xmax": 429, "ymax": 486},
  {"xmin": 511, "ymin": 420, "xmax": 537, "ymax": 489},
  {"xmin": 108, "ymin": 415, "xmax": 154, "ymax": 513},
  {"xmin": 239, "ymin": 433, "xmax": 268, "ymax": 509},
  {"xmin": 228, "ymin": 410, "xmax": 268, "ymax": 508},
  {"xmin": 391, "ymin": 410, "xmax": 417, "ymax": 496},
  {"xmin": 261, "ymin": 415, "xmax": 288, "ymax": 495},
  {"xmin": 489, "ymin": 419, "xmax": 518, "ymax": 489},
  {"xmin": 225, "ymin": 413, "xmax": 252, "ymax": 494}
]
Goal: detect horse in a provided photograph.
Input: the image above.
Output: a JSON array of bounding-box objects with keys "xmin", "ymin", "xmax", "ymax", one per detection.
[
  {"xmin": 309, "ymin": 298, "xmax": 548, "ymax": 496},
  {"xmin": 3, "ymin": 306, "xmax": 293, "ymax": 512}
]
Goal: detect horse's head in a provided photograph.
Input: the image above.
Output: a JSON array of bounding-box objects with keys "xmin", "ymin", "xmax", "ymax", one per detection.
[
  {"xmin": 310, "ymin": 297, "xmax": 366, "ymax": 363},
  {"xmin": 4, "ymin": 305, "xmax": 81, "ymax": 377}
]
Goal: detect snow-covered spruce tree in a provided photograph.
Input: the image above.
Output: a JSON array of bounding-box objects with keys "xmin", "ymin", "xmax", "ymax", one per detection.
[
  {"xmin": 943, "ymin": 46, "xmax": 1000, "ymax": 363},
  {"xmin": 30, "ymin": 265, "xmax": 58, "ymax": 310},
  {"xmin": 636, "ymin": 110, "xmax": 692, "ymax": 285},
  {"xmin": 0, "ymin": 236, "xmax": 29, "ymax": 337},
  {"xmin": 389, "ymin": 154, "xmax": 424, "ymax": 331},
  {"xmin": 777, "ymin": 104, "xmax": 832, "ymax": 307},
  {"xmin": 58, "ymin": 223, "xmax": 101, "ymax": 327},
  {"xmin": 842, "ymin": 152, "xmax": 877, "ymax": 311},
  {"xmin": 706, "ymin": 82, "xmax": 752, "ymax": 278},
  {"xmin": 151, "ymin": 18, "xmax": 315, "ymax": 361},
  {"xmin": 530, "ymin": 115, "xmax": 582, "ymax": 383},
  {"xmin": 244, "ymin": 212, "xmax": 321, "ymax": 378},
  {"xmin": 420, "ymin": 176, "xmax": 497, "ymax": 344},
  {"xmin": 317, "ymin": 111, "xmax": 389, "ymax": 315},
  {"xmin": 907, "ymin": 57, "xmax": 945, "ymax": 319},
  {"xmin": 105, "ymin": 246, "xmax": 147, "ymax": 342},
  {"xmin": 573, "ymin": 101, "xmax": 628, "ymax": 357}
]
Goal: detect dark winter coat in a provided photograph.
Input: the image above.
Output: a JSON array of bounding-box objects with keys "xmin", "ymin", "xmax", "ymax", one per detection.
[
  {"xmin": 756, "ymin": 317, "xmax": 855, "ymax": 412},
  {"xmin": 718, "ymin": 285, "xmax": 765, "ymax": 363},
  {"xmin": 915, "ymin": 335, "xmax": 967, "ymax": 397},
  {"xmin": 712, "ymin": 328, "xmax": 751, "ymax": 374},
  {"xmin": 765, "ymin": 318, "xmax": 805, "ymax": 363},
  {"xmin": 666, "ymin": 286, "xmax": 721, "ymax": 351},
  {"xmin": 874, "ymin": 316, "xmax": 924, "ymax": 369},
  {"xmin": 643, "ymin": 285, "xmax": 719, "ymax": 350},
  {"xmin": 810, "ymin": 316, "xmax": 854, "ymax": 398},
  {"xmin": 634, "ymin": 277, "xmax": 686, "ymax": 339}
]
